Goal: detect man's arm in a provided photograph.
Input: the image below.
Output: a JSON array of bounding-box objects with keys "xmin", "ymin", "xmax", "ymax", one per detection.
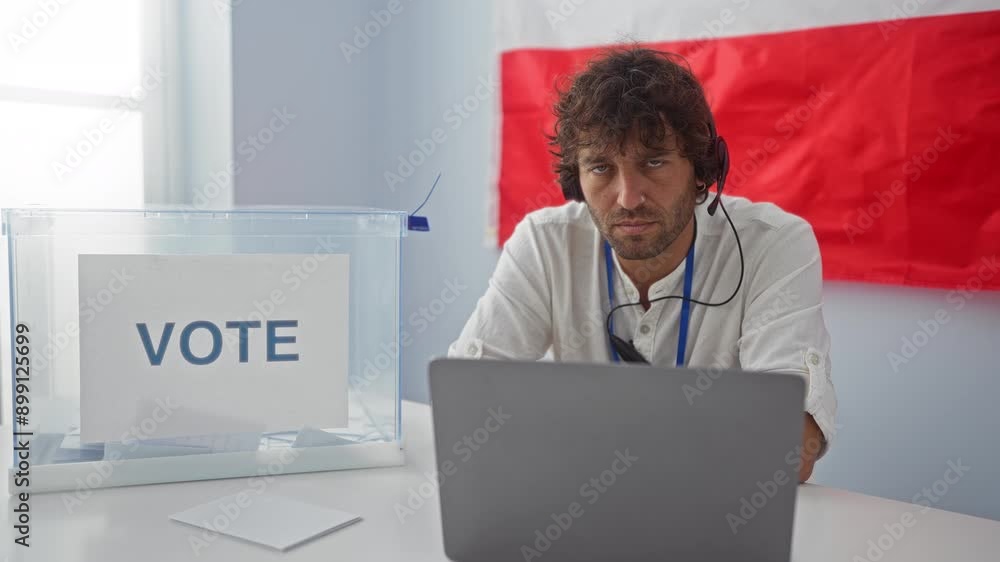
[
  {"xmin": 738, "ymin": 218, "xmax": 838, "ymax": 480},
  {"xmin": 448, "ymin": 217, "xmax": 553, "ymax": 360},
  {"xmin": 799, "ymin": 413, "xmax": 825, "ymax": 482}
]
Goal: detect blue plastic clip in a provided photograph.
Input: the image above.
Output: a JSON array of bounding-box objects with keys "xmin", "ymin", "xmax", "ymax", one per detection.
[
  {"xmin": 407, "ymin": 172, "xmax": 440, "ymax": 232},
  {"xmin": 407, "ymin": 216, "xmax": 430, "ymax": 232}
]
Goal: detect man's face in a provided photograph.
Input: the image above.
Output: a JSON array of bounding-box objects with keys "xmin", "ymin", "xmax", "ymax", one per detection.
[{"xmin": 578, "ymin": 130, "xmax": 698, "ymax": 261}]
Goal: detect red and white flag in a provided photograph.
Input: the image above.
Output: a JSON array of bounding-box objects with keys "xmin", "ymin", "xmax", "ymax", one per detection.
[{"xmin": 494, "ymin": 0, "xmax": 1000, "ymax": 290}]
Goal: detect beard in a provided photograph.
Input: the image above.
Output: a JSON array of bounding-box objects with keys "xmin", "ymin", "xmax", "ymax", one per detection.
[{"xmin": 588, "ymin": 184, "xmax": 696, "ymax": 261}]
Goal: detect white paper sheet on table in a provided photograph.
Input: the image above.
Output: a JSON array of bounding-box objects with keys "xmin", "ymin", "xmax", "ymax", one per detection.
[{"xmin": 169, "ymin": 493, "xmax": 362, "ymax": 551}]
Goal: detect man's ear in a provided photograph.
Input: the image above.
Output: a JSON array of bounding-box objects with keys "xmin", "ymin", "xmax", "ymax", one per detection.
[{"xmin": 694, "ymin": 180, "xmax": 709, "ymax": 203}]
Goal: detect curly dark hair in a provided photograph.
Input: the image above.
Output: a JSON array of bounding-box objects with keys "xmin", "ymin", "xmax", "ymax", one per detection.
[{"xmin": 549, "ymin": 47, "xmax": 720, "ymax": 203}]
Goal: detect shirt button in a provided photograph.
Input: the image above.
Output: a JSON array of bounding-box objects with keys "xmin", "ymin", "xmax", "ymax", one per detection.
[
  {"xmin": 639, "ymin": 324, "xmax": 651, "ymax": 335},
  {"xmin": 467, "ymin": 343, "xmax": 478, "ymax": 354},
  {"xmin": 808, "ymin": 353, "xmax": 820, "ymax": 366}
]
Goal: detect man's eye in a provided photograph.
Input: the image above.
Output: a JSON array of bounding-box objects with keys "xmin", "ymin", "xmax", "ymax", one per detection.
[
  {"xmin": 646, "ymin": 159, "xmax": 664, "ymax": 168},
  {"xmin": 590, "ymin": 165, "xmax": 609, "ymax": 174}
]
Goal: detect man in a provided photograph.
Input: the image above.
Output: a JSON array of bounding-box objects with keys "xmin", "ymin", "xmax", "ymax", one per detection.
[{"xmin": 449, "ymin": 47, "xmax": 836, "ymax": 481}]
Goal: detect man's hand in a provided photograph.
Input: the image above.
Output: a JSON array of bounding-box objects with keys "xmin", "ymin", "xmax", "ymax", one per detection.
[{"xmin": 799, "ymin": 413, "xmax": 825, "ymax": 483}]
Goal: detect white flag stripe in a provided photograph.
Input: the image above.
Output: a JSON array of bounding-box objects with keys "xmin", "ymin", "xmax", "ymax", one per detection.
[{"xmin": 496, "ymin": 0, "xmax": 998, "ymax": 52}]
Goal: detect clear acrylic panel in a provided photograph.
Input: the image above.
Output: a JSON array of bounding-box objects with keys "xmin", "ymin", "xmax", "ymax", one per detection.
[{"xmin": 3, "ymin": 207, "xmax": 405, "ymax": 491}]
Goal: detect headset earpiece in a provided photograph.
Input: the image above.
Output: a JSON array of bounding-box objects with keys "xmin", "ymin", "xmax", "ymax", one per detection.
[
  {"xmin": 707, "ymin": 134, "xmax": 729, "ymax": 216},
  {"xmin": 563, "ymin": 178, "xmax": 585, "ymax": 202}
]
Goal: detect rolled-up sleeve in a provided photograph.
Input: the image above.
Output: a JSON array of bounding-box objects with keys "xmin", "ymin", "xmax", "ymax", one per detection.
[
  {"xmin": 448, "ymin": 217, "xmax": 553, "ymax": 360},
  {"xmin": 738, "ymin": 218, "xmax": 838, "ymax": 455}
]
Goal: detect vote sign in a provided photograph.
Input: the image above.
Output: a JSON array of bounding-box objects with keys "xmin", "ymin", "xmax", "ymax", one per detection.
[{"xmin": 79, "ymin": 254, "xmax": 350, "ymax": 443}]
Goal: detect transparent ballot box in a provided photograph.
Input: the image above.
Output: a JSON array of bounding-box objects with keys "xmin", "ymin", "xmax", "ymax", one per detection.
[{"xmin": 3, "ymin": 208, "xmax": 406, "ymax": 492}]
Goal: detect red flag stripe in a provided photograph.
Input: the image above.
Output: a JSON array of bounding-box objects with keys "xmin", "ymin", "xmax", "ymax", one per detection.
[{"xmin": 498, "ymin": 10, "xmax": 1000, "ymax": 290}]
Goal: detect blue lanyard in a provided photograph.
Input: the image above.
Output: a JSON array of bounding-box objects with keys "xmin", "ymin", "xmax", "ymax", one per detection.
[{"xmin": 605, "ymin": 239, "xmax": 695, "ymax": 366}]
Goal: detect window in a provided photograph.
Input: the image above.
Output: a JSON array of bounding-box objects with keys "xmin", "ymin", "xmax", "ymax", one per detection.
[
  {"xmin": 0, "ymin": 0, "xmax": 170, "ymax": 208},
  {"xmin": 1, "ymin": 0, "xmax": 172, "ymax": 422}
]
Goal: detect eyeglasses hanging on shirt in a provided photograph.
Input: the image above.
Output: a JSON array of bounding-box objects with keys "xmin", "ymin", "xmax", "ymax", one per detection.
[{"xmin": 604, "ymin": 200, "xmax": 745, "ymax": 365}]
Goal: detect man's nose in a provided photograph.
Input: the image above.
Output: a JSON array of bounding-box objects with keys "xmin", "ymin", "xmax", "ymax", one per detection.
[{"xmin": 615, "ymin": 169, "xmax": 646, "ymax": 210}]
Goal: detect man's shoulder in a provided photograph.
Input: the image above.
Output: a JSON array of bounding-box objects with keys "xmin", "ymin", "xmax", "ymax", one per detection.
[
  {"xmin": 522, "ymin": 201, "xmax": 593, "ymax": 227},
  {"xmin": 709, "ymin": 196, "xmax": 821, "ymax": 291},
  {"xmin": 508, "ymin": 201, "xmax": 597, "ymax": 244},
  {"xmin": 709, "ymin": 195, "xmax": 815, "ymax": 242}
]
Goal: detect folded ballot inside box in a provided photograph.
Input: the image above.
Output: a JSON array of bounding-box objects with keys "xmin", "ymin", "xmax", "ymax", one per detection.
[{"xmin": 3, "ymin": 208, "xmax": 406, "ymax": 492}]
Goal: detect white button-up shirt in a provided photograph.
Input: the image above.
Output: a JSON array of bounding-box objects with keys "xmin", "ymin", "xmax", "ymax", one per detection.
[{"xmin": 449, "ymin": 195, "xmax": 838, "ymax": 449}]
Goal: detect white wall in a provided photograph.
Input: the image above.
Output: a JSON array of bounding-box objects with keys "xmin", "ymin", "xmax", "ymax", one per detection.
[
  {"xmin": 816, "ymin": 282, "xmax": 1000, "ymax": 521},
  {"xmin": 144, "ymin": 0, "xmax": 235, "ymax": 207},
  {"xmin": 230, "ymin": 0, "xmax": 1000, "ymax": 521},
  {"xmin": 172, "ymin": 0, "xmax": 234, "ymax": 208},
  {"xmin": 231, "ymin": 0, "xmax": 498, "ymax": 402},
  {"xmin": 232, "ymin": 0, "xmax": 374, "ymax": 208}
]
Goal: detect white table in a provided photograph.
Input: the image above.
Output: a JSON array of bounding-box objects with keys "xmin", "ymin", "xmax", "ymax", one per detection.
[{"xmin": 1, "ymin": 401, "xmax": 998, "ymax": 561}]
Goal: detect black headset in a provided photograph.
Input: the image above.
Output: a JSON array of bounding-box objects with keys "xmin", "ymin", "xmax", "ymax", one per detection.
[{"xmin": 560, "ymin": 112, "xmax": 742, "ymax": 364}]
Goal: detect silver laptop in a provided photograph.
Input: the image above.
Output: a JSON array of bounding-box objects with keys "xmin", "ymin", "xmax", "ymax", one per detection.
[{"xmin": 428, "ymin": 358, "xmax": 805, "ymax": 562}]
